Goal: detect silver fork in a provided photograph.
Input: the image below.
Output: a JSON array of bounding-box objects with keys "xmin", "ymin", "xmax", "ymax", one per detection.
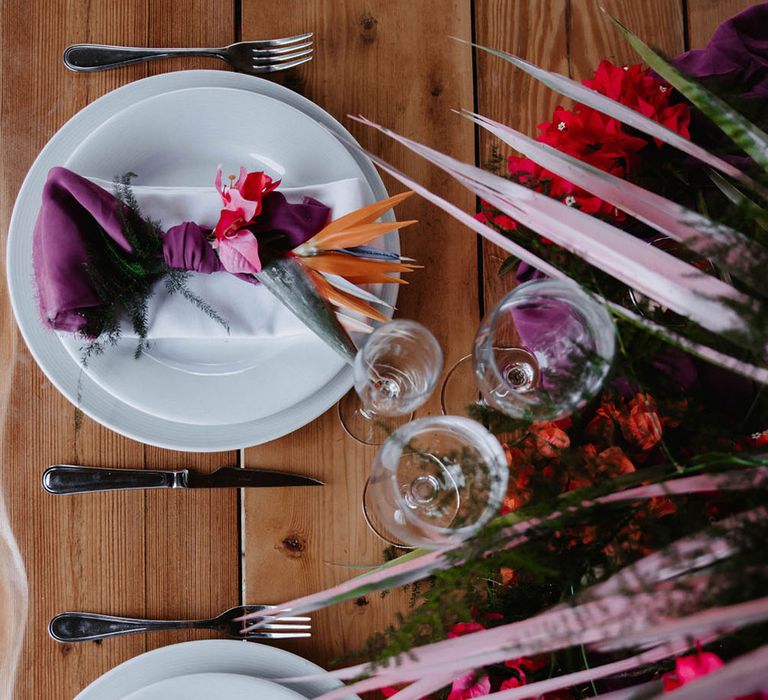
[
  {"xmin": 63, "ymin": 33, "xmax": 313, "ymax": 75},
  {"xmin": 49, "ymin": 605, "xmax": 310, "ymax": 642}
]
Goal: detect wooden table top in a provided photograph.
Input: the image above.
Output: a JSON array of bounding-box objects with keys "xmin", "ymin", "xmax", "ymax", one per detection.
[{"xmin": 0, "ymin": 0, "xmax": 751, "ymax": 697}]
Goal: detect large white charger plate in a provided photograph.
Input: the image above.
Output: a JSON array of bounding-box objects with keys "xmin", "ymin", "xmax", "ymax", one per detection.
[
  {"xmin": 123, "ymin": 673, "xmax": 304, "ymax": 700},
  {"xmin": 7, "ymin": 71, "xmax": 396, "ymax": 451},
  {"xmin": 74, "ymin": 640, "xmax": 358, "ymax": 700}
]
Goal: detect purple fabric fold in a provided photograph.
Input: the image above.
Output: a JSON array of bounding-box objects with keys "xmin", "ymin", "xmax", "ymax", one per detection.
[
  {"xmin": 33, "ymin": 167, "xmax": 330, "ymax": 333},
  {"xmin": 672, "ymin": 2, "xmax": 768, "ymax": 100}
]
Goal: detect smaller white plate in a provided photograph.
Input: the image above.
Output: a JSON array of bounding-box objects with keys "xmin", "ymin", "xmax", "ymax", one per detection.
[
  {"xmin": 73, "ymin": 640, "xmax": 358, "ymax": 700},
  {"xmin": 123, "ymin": 673, "xmax": 304, "ymax": 700}
]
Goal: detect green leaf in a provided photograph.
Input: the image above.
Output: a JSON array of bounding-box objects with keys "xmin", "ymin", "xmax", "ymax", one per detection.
[
  {"xmin": 256, "ymin": 255, "xmax": 357, "ymax": 364},
  {"xmin": 606, "ymin": 12, "xmax": 768, "ymax": 177},
  {"xmin": 498, "ymin": 255, "xmax": 518, "ymax": 277},
  {"xmin": 709, "ymin": 170, "xmax": 768, "ymax": 232}
]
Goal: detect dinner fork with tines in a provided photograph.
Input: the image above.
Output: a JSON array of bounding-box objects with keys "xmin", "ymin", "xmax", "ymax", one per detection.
[
  {"xmin": 63, "ymin": 33, "xmax": 313, "ymax": 75},
  {"xmin": 49, "ymin": 605, "xmax": 310, "ymax": 642}
]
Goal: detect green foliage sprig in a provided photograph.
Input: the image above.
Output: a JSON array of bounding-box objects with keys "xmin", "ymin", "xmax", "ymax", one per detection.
[{"xmin": 79, "ymin": 174, "xmax": 227, "ymax": 362}]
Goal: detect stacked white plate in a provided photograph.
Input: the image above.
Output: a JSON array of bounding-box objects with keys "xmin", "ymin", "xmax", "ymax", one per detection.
[
  {"xmin": 75, "ymin": 639, "xmax": 357, "ymax": 699},
  {"xmin": 7, "ymin": 71, "xmax": 397, "ymax": 452}
]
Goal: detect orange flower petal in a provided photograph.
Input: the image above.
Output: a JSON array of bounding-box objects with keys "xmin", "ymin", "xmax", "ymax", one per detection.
[
  {"xmin": 312, "ymin": 220, "xmax": 418, "ymax": 251},
  {"xmin": 311, "ymin": 191, "xmax": 414, "ymax": 244},
  {"xmin": 301, "ymin": 252, "xmax": 419, "ymax": 277}
]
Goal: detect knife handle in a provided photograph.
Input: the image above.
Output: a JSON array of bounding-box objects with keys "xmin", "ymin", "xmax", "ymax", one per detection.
[{"xmin": 42, "ymin": 465, "xmax": 181, "ymax": 495}]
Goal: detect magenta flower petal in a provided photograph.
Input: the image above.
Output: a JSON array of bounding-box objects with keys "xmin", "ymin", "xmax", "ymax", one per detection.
[{"xmin": 213, "ymin": 231, "xmax": 262, "ymax": 274}]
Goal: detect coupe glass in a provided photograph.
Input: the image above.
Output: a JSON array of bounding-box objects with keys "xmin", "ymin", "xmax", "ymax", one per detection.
[
  {"xmin": 362, "ymin": 416, "xmax": 509, "ymax": 549},
  {"xmin": 338, "ymin": 320, "xmax": 444, "ymax": 445},
  {"xmin": 473, "ymin": 279, "xmax": 615, "ymax": 422}
]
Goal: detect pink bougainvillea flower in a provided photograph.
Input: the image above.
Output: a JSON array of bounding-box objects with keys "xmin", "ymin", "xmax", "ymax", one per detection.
[
  {"xmin": 447, "ymin": 672, "xmax": 491, "ymax": 700},
  {"xmin": 448, "ymin": 621, "xmax": 486, "ymax": 638},
  {"xmin": 213, "ymin": 165, "xmax": 280, "ymax": 240},
  {"xmin": 662, "ymin": 650, "xmax": 724, "ymax": 691}
]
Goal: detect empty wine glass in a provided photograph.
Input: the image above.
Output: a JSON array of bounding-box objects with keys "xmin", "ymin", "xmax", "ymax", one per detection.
[
  {"xmin": 474, "ymin": 279, "xmax": 615, "ymax": 422},
  {"xmin": 362, "ymin": 416, "xmax": 509, "ymax": 549},
  {"xmin": 338, "ymin": 319, "xmax": 444, "ymax": 445}
]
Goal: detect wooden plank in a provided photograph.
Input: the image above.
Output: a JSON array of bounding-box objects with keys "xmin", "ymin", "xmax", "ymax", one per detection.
[
  {"xmin": 0, "ymin": 1, "xmax": 239, "ymax": 697},
  {"xmin": 687, "ymin": 0, "xmax": 754, "ymax": 47},
  {"xmin": 474, "ymin": 0, "xmax": 684, "ymax": 313},
  {"xmin": 475, "ymin": 0, "xmax": 570, "ymax": 310},
  {"xmin": 240, "ymin": 0, "xmax": 479, "ymax": 670}
]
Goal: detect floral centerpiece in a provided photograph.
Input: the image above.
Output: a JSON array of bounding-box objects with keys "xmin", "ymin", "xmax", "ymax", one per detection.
[{"xmin": 238, "ymin": 5, "xmax": 768, "ymax": 699}]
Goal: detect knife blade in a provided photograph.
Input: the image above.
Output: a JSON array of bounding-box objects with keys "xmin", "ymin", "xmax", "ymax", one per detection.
[{"xmin": 42, "ymin": 464, "xmax": 323, "ymax": 495}]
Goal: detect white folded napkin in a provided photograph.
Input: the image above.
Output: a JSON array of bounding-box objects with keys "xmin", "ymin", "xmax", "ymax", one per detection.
[{"xmin": 88, "ymin": 177, "xmax": 372, "ymax": 340}]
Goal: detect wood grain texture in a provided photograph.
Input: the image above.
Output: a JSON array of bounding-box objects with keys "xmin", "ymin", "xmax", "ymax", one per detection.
[
  {"xmin": 686, "ymin": 0, "xmax": 755, "ymax": 46},
  {"xmin": 240, "ymin": 0, "xmax": 479, "ymax": 670},
  {"xmin": 475, "ymin": 0, "xmax": 570, "ymax": 310},
  {"xmin": 0, "ymin": 1, "xmax": 238, "ymax": 698},
  {"xmin": 474, "ymin": 0, "xmax": 684, "ymax": 313},
  {"xmin": 0, "ymin": 0, "xmax": 746, "ymax": 697}
]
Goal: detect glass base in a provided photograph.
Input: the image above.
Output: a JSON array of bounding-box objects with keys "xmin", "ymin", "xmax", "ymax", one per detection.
[
  {"xmin": 440, "ymin": 354, "xmax": 483, "ymax": 417},
  {"xmin": 441, "ymin": 354, "xmax": 528, "ymax": 446},
  {"xmin": 337, "ymin": 390, "xmax": 413, "ymax": 446},
  {"xmin": 361, "ymin": 477, "xmax": 415, "ymax": 549}
]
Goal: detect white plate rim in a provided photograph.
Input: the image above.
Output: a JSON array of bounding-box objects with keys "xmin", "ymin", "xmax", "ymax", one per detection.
[
  {"xmin": 73, "ymin": 639, "xmax": 358, "ymax": 700},
  {"xmin": 122, "ymin": 671, "xmax": 306, "ymax": 700},
  {"xmin": 7, "ymin": 71, "xmax": 395, "ymax": 452}
]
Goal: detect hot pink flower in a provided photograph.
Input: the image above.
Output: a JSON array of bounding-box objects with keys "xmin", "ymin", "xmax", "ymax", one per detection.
[
  {"xmin": 211, "ymin": 166, "xmax": 281, "ymax": 274},
  {"xmin": 213, "ymin": 165, "xmax": 280, "ymax": 239},
  {"xmin": 447, "ymin": 673, "xmax": 491, "ymax": 700},
  {"xmin": 663, "ymin": 650, "xmax": 724, "ymax": 691},
  {"xmin": 449, "ymin": 621, "xmax": 486, "ymax": 638}
]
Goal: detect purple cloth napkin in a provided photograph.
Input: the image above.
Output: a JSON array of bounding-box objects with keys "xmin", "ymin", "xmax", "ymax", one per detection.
[
  {"xmin": 33, "ymin": 167, "xmax": 330, "ymax": 333},
  {"xmin": 673, "ymin": 2, "xmax": 768, "ymax": 101}
]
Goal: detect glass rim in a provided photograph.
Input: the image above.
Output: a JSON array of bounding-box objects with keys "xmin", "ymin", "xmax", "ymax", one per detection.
[
  {"xmin": 379, "ymin": 415, "xmax": 509, "ymax": 540},
  {"xmin": 357, "ymin": 318, "xmax": 444, "ymax": 409},
  {"xmin": 477, "ymin": 278, "xmax": 616, "ymax": 411}
]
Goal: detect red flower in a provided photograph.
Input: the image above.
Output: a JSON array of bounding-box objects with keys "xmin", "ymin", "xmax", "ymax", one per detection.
[
  {"xmin": 213, "ymin": 165, "xmax": 280, "ymax": 240},
  {"xmin": 584, "ymin": 403, "xmax": 618, "ymax": 445},
  {"xmin": 621, "ymin": 393, "xmax": 663, "ymax": 450},
  {"xmin": 448, "ymin": 621, "xmax": 485, "ymax": 638},
  {"xmin": 447, "ymin": 673, "xmax": 491, "ymax": 700},
  {"xmin": 662, "ymin": 650, "xmax": 724, "ymax": 692},
  {"xmin": 530, "ymin": 422, "xmax": 571, "ymax": 457},
  {"xmin": 583, "ymin": 60, "xmax": 691, "ymax": 142},
  {"xmin": 597, "ymin": 446, "xmax": 636, "ymax": 476}
]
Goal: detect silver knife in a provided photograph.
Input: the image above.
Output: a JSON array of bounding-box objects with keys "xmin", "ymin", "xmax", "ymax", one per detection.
[{"xmin": 42, "ymin": 464, "xmax": 323, "ymax": 495}]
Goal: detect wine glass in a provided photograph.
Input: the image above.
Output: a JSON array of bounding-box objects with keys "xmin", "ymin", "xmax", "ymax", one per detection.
[
  {"xmin": 338, "ymin": 319, "xmax": 444, "ymax": 445},
  {"xmin": 474, "ymin": 279, "xmax": 615, "ymax": 422},
  {"xmin": 362, "ymin": 416, "xmax": 509, "ymax": 549}
]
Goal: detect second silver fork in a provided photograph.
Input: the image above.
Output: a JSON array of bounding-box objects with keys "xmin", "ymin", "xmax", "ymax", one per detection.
[
  {"xmin": 63, "ymin": 33, "xmax": 313, "ymax": 75},
  {"xmin": 49, "ymin": 604, "xmax": 310, "ymax": 642}
]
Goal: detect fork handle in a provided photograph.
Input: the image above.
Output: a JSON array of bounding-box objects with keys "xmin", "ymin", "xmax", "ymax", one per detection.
[
  {"xmin": 63, "ymin": 44, "xmax": 224, "ymax": 71},
  {"xmin": 49, "ymin": 612, "xmax": 206, "ymax": 642}
]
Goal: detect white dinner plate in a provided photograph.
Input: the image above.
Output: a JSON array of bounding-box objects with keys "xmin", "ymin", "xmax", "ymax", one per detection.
[
  {"xmin": 56, "ymin": 86, "xmax": 394, "ymax": 427},
  {"xmin": 74, "ymin": 640, "xmax": 358, "ymax": 700},
  {"xmin": 122, "ymin": 672, "xmax": 304, "ymax": 700},
  {"xmin": 7, "ymin": 71, "xmax": 395, "ymax": 451}
]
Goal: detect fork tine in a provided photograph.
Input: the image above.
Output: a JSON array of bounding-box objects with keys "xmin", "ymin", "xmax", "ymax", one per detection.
[
  {"xmin": 253, "ymin": 47, "xmax": 313, "ymax": 65},
  {"xmin": 244, "ymin": 32, "xmax": 313, "ymax": 48},
  {"xmin": 255, "ymin": 622, "xmax": 311, "ymax": 630},
  {"xmin": 252, "ymin": 40, "xmax": 313, "ymax": 56},
  {"xmin": 253, "ymin": 55, "xmax": 313, "ymax": 74}
]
